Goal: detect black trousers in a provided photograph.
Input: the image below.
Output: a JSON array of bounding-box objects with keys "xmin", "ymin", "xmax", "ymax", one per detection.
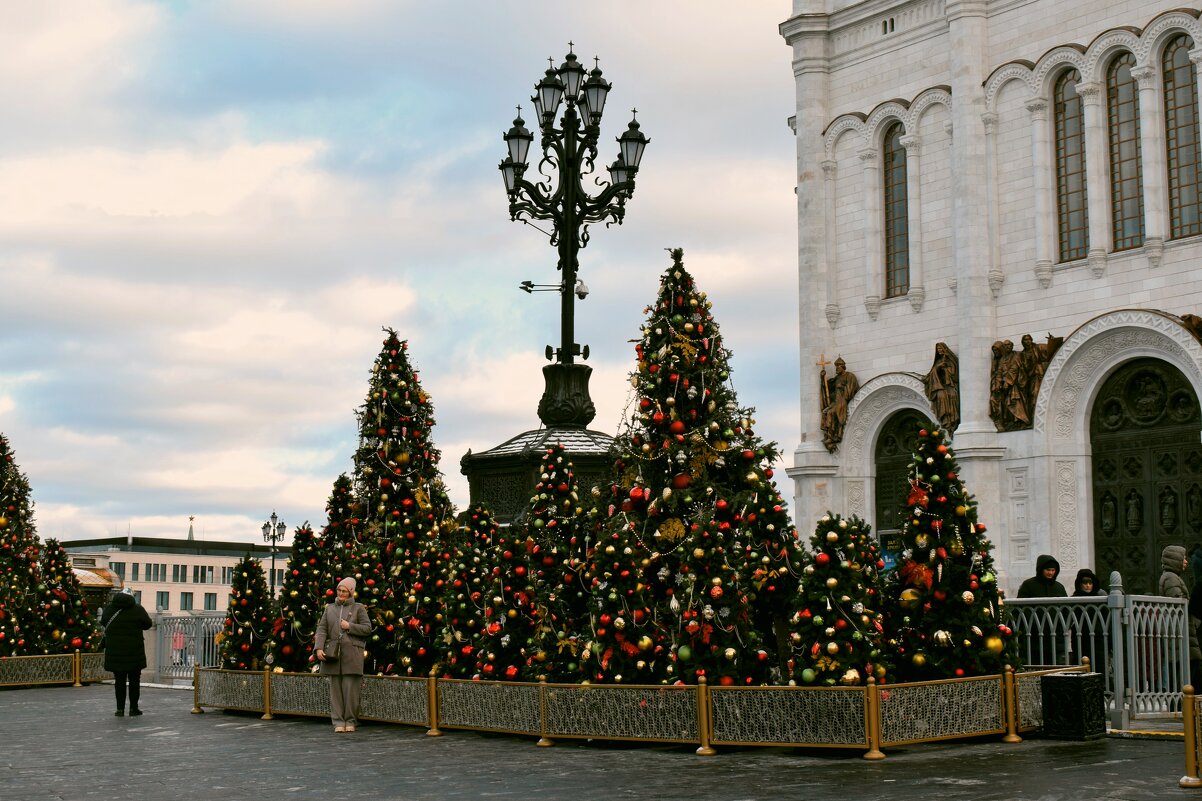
[{"xmin": 114, "ymin": 670, "xmax": 141, "ymax": 711}]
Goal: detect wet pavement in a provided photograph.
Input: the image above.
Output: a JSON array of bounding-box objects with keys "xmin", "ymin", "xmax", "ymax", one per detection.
[{"xmin": 1, "ymin": 682, "xmax": 1196, "ymax": 801}]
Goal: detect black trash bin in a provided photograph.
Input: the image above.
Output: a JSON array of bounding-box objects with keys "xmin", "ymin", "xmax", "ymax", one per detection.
[{"xmin": 1040, "ymin": 671, "xmax": 1106, "ymax": 739}]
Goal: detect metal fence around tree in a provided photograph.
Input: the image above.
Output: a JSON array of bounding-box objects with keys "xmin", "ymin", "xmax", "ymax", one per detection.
[{"xmin": 1007, "ymin": 571, "xmax": 1191, "ymax": 729}]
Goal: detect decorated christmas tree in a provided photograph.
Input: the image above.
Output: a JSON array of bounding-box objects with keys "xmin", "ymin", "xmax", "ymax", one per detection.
[
  {"xmin": 438, "ymin": 504, "xmax": 498, "ymax": 679},
  {"xmin": 270, "ymin": 522, "xmax": 328, "ymax": 672},
  {"xmin": 351, "ymin": 330, "xmax": 456, "ymax": 676},
  {"xmin": 31, "ymin": 538, "xmax": 98, "ymax": 654},
  {"xmin": 786, "ymin": 514, "xmax": 887, "ymax": 686},
  {"xmin": 320, "ymin": 474, "xmax": 361, "ymax": 591},
  {"xmin": 218, "ymin": 556, "xmax": 271, "ymax": 670},
  {"xmin": 526, "ymin": 443, "xmax": 591, "ymax": 682},
  {"xmin": 883, "ymin": 425, "xmax": 1017, "ymax": 680},
  {"xmin": 475, "ymin": 523, "xmax": 539, "ymax": 681},
  {"xmin": 0, "ymin": 434, "xmax": 40, "ymax": 657},
  {"xmin": 583, "ymin": 249, "xmax": 806, "ymax": 686}
]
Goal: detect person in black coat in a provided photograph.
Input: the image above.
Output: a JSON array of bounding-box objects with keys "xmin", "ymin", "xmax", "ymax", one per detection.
[
  {"xmin": 1017, "ymin": 554, "xmax": 1068, "ymax": 598},
  {"xmin": 99, "ymin": 589, "xmax": 153, "ymax": 717}
]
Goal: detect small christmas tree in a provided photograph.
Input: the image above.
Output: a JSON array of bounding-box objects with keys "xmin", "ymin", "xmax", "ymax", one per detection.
[
  {"xmin": 320, "ymin": 474, "xmax": 360, "ymax": 589},
  {"xmin": 270, "ymin": 523, "xmax": 328, "ymax": 672},
  {"xmin": 526, "ymin": 444, "xmax": 591, "ymax": 682},
  {"xmin": 883, "ymin": 425, "xmax": 1017, "ymax": 680},
  {"xmin": 583, "ymin": 250, "xmax": 805, "ymax": 686},
  {"xmin": 439, "ymin": 504, "xmax": 497, "ymax": 679},
  {"xmin": 787, "ymin": 514, "xmax": 887, "ymax": 686},
  {"xmin": 0, "ymin": 434, "xmax": 40, "ymax": 657},
  {"xmin": 32, "ymin": 538, "xmax": 98, "ymax": 654},
  {"xmin": 218, "ymin": 556, "xmax": 271, "ymax": 670}
]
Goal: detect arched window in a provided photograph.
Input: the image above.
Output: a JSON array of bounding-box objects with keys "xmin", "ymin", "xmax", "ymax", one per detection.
[
  {"xmin": 882, "ymin": 122, "xmax": 909, "ymax": 297},
  {"xmin": 1107, "ymin": 52, "xmax": 1144, "ymax": 251},
  {"xmin": 1163, "ymin": 35, "xmax": 1202, "ymax": 239},
  {"xmin": 1054, "ymin": 69, "xmax": 1089, "ymax": 262}
]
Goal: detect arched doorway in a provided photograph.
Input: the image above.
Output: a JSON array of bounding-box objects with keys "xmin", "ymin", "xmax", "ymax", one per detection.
[
  {"xmin": 874, "ymin": 409, "xmax": 936, "ymax": 538},
  {"xmin": 1091, "ymin": 358, "xmax": 1202, "ymax": 594}
]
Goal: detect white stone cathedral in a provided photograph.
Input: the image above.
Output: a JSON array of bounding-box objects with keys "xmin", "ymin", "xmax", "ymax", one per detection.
[{"xmin": 781, "ymin": 0, "xmax": 1202, "ymax": 595}]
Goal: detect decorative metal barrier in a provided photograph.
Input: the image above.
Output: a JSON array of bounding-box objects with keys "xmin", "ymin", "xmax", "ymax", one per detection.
[
  {"xmin": 1008, "ymin": 571, "xmax": 1190, "ymax": 730},
  {"xmin": 0, "ymin": 651, "xmax": 111, "ymax": 688},
  {"xmin": 155, "ymin": 613, "xmax": 225, "ymax": 682},
  {"xmin": 190, "ymin": 664, "xmax": 1081, "ymax": 759}
]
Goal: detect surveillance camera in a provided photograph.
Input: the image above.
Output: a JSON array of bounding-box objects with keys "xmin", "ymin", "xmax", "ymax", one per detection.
[{"xmin": 575, "ymin": 279, "xmax": 589, "ymax": 300}]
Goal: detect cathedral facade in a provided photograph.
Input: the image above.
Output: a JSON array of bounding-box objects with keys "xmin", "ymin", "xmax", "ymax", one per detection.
[{"xmin": 781, "ymin": 0, "xmax": 1202, "ymax": 594}]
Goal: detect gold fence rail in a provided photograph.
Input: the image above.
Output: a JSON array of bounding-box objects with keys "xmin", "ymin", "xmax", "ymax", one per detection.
[
  {"xmin": 0, "ymin": 651, "xmax": 108, "ymax": 689},
  {"xmin": 183, "ymin": 665, "xmax": 1059, "ymax": 759},
  {"xmin": 1183, "ymin": 685, "xmax": 1202, "ymax": 789},
  {"xmin": 2, "ymin": 652, "xmax": 1092, "ymax": 760}
]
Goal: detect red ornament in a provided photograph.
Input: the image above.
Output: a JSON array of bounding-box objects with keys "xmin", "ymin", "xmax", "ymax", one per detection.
[
  {"xmin": 669, "ymin": 420, "xmax": 685, "ymax": 435},
  {"xmin": 815, "ymin": 553, "xmax": 831, "ymax": 566}
]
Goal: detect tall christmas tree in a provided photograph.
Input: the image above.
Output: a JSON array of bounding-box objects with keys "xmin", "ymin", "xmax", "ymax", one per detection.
[
  {"xmin": 31, "ymin": 538, "xmax": 98, "ymax": 654},
  {"xmin": 439, "ymin": 504, "xmax": 498, "ymax": 679},
  {"xmin": 270, "ymin": 523, "xmax": 328, "ymax": 672},
  {"xmin": 786, "ymin": 514, "xmax": 887, "ymax": 686},
  {"xmin": 0, "ymin": 434, "xmax": 40, "ymax": 657},
  {"xmin": 583, "ymin": 249, "xmax": 806, "ymax": 686},
  {"xmin": 218, "ymin": 556, "xmax": 271, "ymax": 671},
  {"xmin": 526, "ymin": 443, "xmax": 590, "ymax": 682},
  {"xmin": 351, "ymin": 330, "xmax": 456, "ymax": 676},
  {"xmin": 883, "ymin": 425, "xmax": 1017, "ymax": 680}
]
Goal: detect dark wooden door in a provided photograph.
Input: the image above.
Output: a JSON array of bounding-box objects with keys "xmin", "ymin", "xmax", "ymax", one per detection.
[
  {"xmin": 1091, "ymin": 358, "xmax": 1202, "ymax": 595},
  {"xmin": 874, "ymin": 409, "xmax": 936, "ymax": 538}
]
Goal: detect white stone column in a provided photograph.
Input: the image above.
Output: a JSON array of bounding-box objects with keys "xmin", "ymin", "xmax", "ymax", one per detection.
[
  {"xmin": 1027, "ymin": 96, "xmax": 1054, "ymax": 288},
  {"xmin": 822, "ymin": 159, "xmax": 840, "ymax": 326},
  {"xmin": 860, "ymin": 147, "xmax": 882, "ymax": 319},
  {"xmin": 900, "ymin": 133, "xmax": 925, "ymax": 312},
  {"xmin": 982, "ymin": 112, "xmax": 1004, "ymax": 295},
  {"xmin": 1077, "ymin": 81, "xmax": 1108, "ymax": 277},
  {"xmin": 782, "ymin": 9, "xmax": 839, "ymax": 528},
  {"xmin": 1130, "ymin": 65, "xmax": 1165, "ymax": 267}
]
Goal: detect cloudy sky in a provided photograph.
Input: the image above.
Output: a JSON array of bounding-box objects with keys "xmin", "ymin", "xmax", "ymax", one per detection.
[{"xmin": 0, "ymin": 1, "xmax": 800, "ymax": 545}]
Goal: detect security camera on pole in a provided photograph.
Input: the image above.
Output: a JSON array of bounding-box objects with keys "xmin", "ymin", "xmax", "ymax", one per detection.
[{"xmin": 501, "ymin": 44, "xmax": 648, "ymax": 428}]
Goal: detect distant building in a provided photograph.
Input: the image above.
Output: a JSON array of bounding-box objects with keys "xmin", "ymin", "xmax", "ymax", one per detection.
[{"xmin": 64, "ymin": 535, "xmax": 280, "ymax": 614}]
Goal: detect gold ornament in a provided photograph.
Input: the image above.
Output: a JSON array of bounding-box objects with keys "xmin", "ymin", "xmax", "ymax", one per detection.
[
  {"xmin": 658, "ymin": 518, "xmax": 686, "ymax": 542},
  {"xmin": 899, "ymin": 588, "xmax": 921, "ymax": 609},
  {"xmin": 826, "ymin": 641, "xmax": 840, "ymax": 654},
  {"xmin": 933, "ymin": 630, "xmax": 951, "ymax": 647},
  {"xmin": 962, "ymin": 591, "xmax": 975, "ymax": 605},
  {"xmin": 911, "ymin": 653, "xmax": 927, "ymax": 667},
  {"xmin": 984, "ymin": 636, "xmax": 1005, "ymax": 654}
]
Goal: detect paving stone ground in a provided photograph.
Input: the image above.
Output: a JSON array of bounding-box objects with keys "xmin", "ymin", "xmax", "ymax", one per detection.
[{"xmin": 0, "ymin": 683, "xmax": 1194, "ymax": 801}]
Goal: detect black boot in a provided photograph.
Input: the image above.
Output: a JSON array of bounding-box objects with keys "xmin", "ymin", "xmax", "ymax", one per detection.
[
  {"xmin": 115, "ymin": 710, "xmax": 124, "ymax": 717},
  {"xmin": 130, "ymin": 708, "xmax": 143, "ymax": 717}
]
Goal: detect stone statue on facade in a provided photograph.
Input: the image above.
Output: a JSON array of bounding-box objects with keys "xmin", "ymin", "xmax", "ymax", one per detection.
[
  {"xmin": 922, "ymin": 342, "xmax": 960, "ymax": 433},
  {"xmin": 820, "ymin": 356, "xmax": 860, "ymax": 453},
  {"xmin": 989, "ymin": 333, "xmax": 1063, "ymax": 431}
]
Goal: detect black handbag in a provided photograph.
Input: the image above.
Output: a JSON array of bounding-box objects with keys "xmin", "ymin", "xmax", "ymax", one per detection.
[{"xmin": 322, "ymin": 636, "xmax": 341, "ymax": 661}]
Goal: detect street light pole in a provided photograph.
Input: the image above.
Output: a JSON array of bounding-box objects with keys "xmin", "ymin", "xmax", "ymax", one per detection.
[
  {"xmin": 261, "ymin": 511, "xmax": 286, "ymax": 602},
  {"xmin": 501, "ymin": 46, "xmax": 648, "ymax": 427}
]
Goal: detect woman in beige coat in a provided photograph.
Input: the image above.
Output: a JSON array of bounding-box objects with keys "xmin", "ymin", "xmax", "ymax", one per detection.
[{"xmin": 316, "ymin": 577, "xmax": 373, "ymax": 732}]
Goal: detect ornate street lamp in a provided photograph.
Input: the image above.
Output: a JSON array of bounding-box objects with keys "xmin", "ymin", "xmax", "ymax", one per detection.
[
  {"xmin": 500, "ymin": 45, "xmax": 648, "ymax": 427},
  {"xmin": 261, "ymin": 511, "xmax": 286, "ymax": 601}
]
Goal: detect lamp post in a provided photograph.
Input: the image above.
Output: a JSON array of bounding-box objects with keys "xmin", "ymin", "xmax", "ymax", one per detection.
[
  {"xmin": 501, "ymin": 45, "xmax": 648, "ymax": 427},
  {"xmin": 261, "ymin": 511, "xmax": 286, "ymax": 601}
]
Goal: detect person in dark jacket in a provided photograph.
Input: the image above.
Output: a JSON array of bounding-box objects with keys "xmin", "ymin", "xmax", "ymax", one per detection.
[
  {"xmin": 1073, "ymin": 568, "xmax": 1105, "ymax": 596},
  {"xmin": 1017, "ymin": 554, "xmax": 1068, "ymax": 598},
  {"xmin": 98, "ymin": 588, "xmax": 153, "ymax": 717},
  {"xmin": 1163, "ymin": 544, "xmax": 1202, "ymax": 685}
]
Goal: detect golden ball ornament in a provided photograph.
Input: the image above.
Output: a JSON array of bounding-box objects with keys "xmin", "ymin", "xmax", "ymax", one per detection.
[
  {"xmin": 899, "ymin": 588, "xmax": 922, "ymax": 609},
  {"xmin": 962, "ymin": 591, "xmax": 975, "ymax": 604},
  {"xmin": 826, "ymin": 641, "xmax": 840, "ymax": 655},
  {"xmin": 933, "ymin": 630, "xmax": 951, "ymax": 647},
  {"xmin": 911, "ymin": 653, "xmax": 927, "ymax": 667},
  {"xmin": 984, "ymin": 636, "xmax": 1005, "ymax": 654}
]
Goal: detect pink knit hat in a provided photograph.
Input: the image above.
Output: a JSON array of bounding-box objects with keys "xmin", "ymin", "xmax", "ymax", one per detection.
[{"xmin": 336, "ymin": 577, "xmax": 356, "ymax": 593}]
